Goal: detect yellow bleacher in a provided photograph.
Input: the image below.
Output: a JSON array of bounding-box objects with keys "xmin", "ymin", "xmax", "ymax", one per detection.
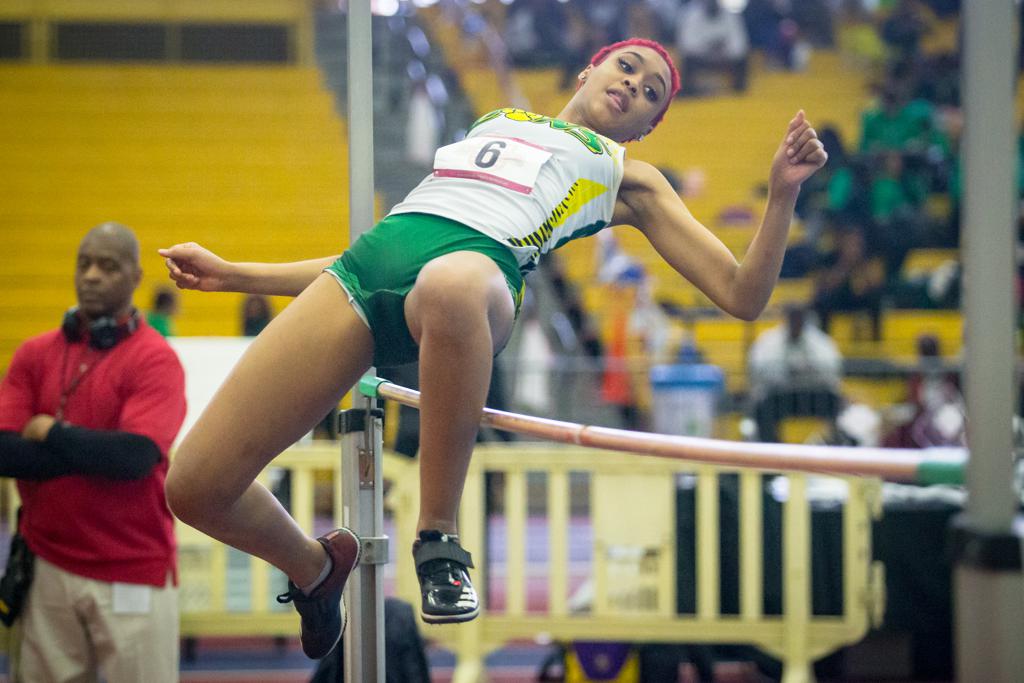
[{"xmin": 0, "ymin": 63, "xmax": 349, "ymax": 370}]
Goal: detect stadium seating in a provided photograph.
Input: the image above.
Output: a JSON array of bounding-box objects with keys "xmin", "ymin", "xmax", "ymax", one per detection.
[{"xmin": 0, "ymin": 64, "xmax": 349, "ymax": 368}]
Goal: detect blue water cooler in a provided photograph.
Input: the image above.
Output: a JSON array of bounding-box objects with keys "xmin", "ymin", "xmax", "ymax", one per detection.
[{"xmin": 649, "ymin": 363, "xmax": 724, "ymax": 437}]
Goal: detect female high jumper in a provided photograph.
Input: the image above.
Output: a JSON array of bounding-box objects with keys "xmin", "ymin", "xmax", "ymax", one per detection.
[{"xmin": 159, "ymin": 38, "xmax": 827, "ymax": 659}]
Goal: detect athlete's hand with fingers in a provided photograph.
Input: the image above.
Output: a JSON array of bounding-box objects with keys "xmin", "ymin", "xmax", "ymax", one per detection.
[
  {"xmin": 770, "ymin": 110, "xmax": 829, "ymax": 193},
  {"xmin": 158, "ymin": 242, "xmax": 234, "ymax": 292}
]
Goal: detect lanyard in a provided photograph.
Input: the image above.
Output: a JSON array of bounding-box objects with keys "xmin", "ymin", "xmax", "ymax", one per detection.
[{"xmin": 55, "ymin": 345, "xmax": 101, "ymax": 422}]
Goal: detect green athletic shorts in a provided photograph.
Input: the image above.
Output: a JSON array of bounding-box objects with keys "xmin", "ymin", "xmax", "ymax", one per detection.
[{"xmin": 325, "ymin": 212, "xmax": 525, "ymax": 367}]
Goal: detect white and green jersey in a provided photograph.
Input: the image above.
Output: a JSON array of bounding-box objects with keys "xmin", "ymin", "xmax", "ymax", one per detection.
[{"xmin": 389, "ymin": 108, "xmax": 626, "ymax": 273}]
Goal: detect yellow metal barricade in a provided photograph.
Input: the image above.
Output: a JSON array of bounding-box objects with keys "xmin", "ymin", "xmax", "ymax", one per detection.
[
  {"xmin": 391, "ymin": 443, "xmax": 884, "ymax": 683},
  {"xmin": 0, "ymin": 442, "xmax": 882, "ymax": 683}
]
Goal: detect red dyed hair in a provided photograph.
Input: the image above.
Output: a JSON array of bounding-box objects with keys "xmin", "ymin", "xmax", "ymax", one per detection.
[{"xmin": 586, "ymin": 38, "xmax": 681, "ymax": 139}]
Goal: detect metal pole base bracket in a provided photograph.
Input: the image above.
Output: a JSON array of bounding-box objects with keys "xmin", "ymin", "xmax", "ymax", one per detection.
[{"xmin": 358, "ymin": 535, "xmax": 390, "ymax": 565}]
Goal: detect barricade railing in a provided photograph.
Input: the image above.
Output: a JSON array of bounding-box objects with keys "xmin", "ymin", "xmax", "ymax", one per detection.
[
  {"xmin": 2, "ymin": 442, "xmax": 884, "ymax": 683},
  {"xmin": 363, "ymin": 376, "xmax": 965, "ymax": 683},
  {"xmin": 387, "ymin": 443, "xmax": 887, "ymax": 683}
]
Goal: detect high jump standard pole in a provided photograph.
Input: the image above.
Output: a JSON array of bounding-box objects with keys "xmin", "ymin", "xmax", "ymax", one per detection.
[
  {"xmin": 342, "ymin": 1, "xmax": 386, "ymax": 682},
  {"xmin": 955, "ymin": 2, "xmax": 1023, "ymax": 680}
]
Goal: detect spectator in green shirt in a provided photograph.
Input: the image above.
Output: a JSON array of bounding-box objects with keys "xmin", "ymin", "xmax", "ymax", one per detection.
[
  {"xmin": 145, "ymin": 287, "xmax": 178, "ymax": 337},
  {"xmin": 859, "ymin": 82, "xmax": 936, "ymax": 155}
]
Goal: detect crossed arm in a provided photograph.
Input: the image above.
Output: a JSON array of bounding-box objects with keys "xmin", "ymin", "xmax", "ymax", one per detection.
[
  {"xmin": 0, "ymin": 344, "xmax": 182, "ymax": 482},
  {"xmin": 0, "ymin": 424, "xmax": 161, "ymax": 481}
]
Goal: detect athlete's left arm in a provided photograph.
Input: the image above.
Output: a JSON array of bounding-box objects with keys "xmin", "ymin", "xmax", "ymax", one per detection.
[{"xmin": 613, "ymin": 111, "xmax": 826, "ymax": 320}]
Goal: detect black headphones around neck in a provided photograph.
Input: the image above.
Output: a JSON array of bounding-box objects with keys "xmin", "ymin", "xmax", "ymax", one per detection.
[{"xmin": 61, "ymin": 306, "xmax": 140, "ymax": 351}]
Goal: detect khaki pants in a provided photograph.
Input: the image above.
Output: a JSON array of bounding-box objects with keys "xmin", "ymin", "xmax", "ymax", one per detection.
[{"xmin": 15, "ymin": 556, "xmax": 178, "ymax": 683}]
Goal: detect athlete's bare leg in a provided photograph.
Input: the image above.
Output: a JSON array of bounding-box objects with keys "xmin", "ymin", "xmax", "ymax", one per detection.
[
  {"xmin": 165, "ymin": 274, "xmax": 374, "ymax": 587},
  {"xmin": 404, "ymin": 252, "xmax": 515, "ymax": 536}
]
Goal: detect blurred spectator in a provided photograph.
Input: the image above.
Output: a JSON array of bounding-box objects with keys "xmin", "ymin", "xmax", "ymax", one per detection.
[
  {"xmin": 794, "ymin": 126, "xmax": 849, "ymax": 232},
  {"xmin": 837, "ymin": 0, "xmax": 887, "ymax": 68},
  {"xmin": 912, "ymin": 52, "xmax": 960, "ymax": 107},
  {"xmin": 146, "ymin": 286, "xmax": 178, "ymax": 337},
  {"xmin": 555, "ymin": 0, "xmax": 660, "ymax": 90},
  {"xmin": 625, "ymin": 1, "xmax": 661, "ymax": 42},
  {"xmin": 813, "ymin": 222, "xmax": 886, "ymax": 341},
  {"xmin": 826, "ymin": 157, "xmax": 874, "ymax": 227},
  {"xmin": 866, "ymin": 77, "xmax": 953, "ymax": 203},
  {"xmin": 746, "ymin": 304, "xmax": 843, "ymax": 443},
  {"xmin": 647, "ymin": 0, "xmax": 684, "ymax": 44},
  {"xmin": 505, "ymin": 0, "xmax": 569, "ymax": 67},
  {"xmin": 882, "ymin": 333, "xmax": 964, "ymax": 448},
  {"xmin": 743, "ymin": 0, "xmax": 800, "ymax": 69},
  {"xmin": 601, "ymin": 298, "xmax": 643, "ymax": 430},
  {"xmin": 596, "ymin": 231, "xmax": 648, "ymax": 430},
  {"xmin": 505, "ymin": 0, "xmax": 539, "ymax": 64},
  {"xmin": 406, "ymin": 81, "xmax": 441, "ymax": 166},
  {"xmin": 791, "ymin": 0, "xmax": 835, "ymax": 48},
  {"xmin": 890, "ymin": 256, "xmax": 960, "ymax": 309},
  {"xmin": 582, "ymin": 0, "xmax": 629, "ymax": 46},
  {"xmin": 880, "ymin": 0, "xmax": 931, "ymax": 62},
  {"xmin": 869, "ymin": 150, "xmax": 928, "ymax": 272},
  {"xmin": 557, "ymin": 1, "xmax": 594, "ymax": 89},
  {"xmin": 512, "ymin": 290, "xmax": 555, "ymax": 415},
  {"xmin": 858, "ymin": 81, "xmax": 937, "ymax": 156},
  {"xmin": 241, "ymin": 294, "xmax": 273, "ymax": 337},
  {"xmin": 676, "ymin": 0, "xmax": 750, "ymax": 96}
]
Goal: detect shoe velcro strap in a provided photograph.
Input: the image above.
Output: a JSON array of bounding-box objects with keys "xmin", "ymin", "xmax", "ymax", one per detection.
[
  {"xmin": 276, "ymin": 584, "xmax": 303, "ymax": 604},
  {"xmin": 414, "ymin": 540, "xmax": 475, "ymax": 569}
]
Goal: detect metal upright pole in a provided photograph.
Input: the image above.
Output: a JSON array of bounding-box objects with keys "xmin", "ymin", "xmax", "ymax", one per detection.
[
  {"xmin": 955, "ymin": 2, "xmax": 1024, "ymax": 681},
  {"xmin": 347, "ymin": 0, "xmax": 376, "ymax": 235},
  {"xmin": 342, "ymin": 1, "xmax": 384, "ymax": 682},
  {"xmin": 340, "ymin": 406, "xmax": 386, "ymax": 683}
]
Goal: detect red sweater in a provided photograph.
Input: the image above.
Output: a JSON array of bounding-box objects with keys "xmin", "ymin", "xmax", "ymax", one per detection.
[{"xmin": 0, "ymin": 320, "xmax": 186, "ymax": 586}]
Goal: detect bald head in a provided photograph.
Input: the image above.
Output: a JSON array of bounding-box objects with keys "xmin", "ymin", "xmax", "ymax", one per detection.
[
  {"xmin": 75, "ymin": 221, "xmax": 143, "ymax": 320},
  {"xmin": 80, "ymin": 221, "xmax": 141, "ymax": 266}
]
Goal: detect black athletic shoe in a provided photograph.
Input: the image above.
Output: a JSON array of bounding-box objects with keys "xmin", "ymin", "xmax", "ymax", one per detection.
[
  {"xmin": 276, "ymin": 528, "xmax": 361, "ymax": 659},
  {"xmin": 413, "ymin": 530, "xmax": 480, "ymax": 624}
]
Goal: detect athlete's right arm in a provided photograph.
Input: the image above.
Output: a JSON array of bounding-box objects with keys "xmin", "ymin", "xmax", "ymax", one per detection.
[{"xmin": 159, "ymin": 242, "xmax": 338, "ymax": 297}]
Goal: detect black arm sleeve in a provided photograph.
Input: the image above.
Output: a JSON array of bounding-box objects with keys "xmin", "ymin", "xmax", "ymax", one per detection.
[
  {"xmin": 0, "ymin": 427, "xmax": 162, "ymax": 481},
  {"xmin": 44, "ymin": 423, "xmax": 162, "ymax": 481},
  {"xmin": 0, "ymin": 431, "xmax": 75, "ymax": 480}
]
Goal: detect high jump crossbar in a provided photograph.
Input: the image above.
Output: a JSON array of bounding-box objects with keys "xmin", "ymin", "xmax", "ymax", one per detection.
[{"xmin": 358, "ymin": 375, "xmax": 967, "ymax": 486}]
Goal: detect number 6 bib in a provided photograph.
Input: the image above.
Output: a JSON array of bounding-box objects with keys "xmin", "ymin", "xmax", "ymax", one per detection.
[{"xmin": 433, "ymin": 135, "xmax": 552, "ymax": 195}]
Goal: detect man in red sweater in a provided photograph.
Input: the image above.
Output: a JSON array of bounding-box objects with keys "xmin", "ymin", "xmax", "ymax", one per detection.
[{"xmin": 0, "ymin": 222, "xmax": 186, "ymax": 682}]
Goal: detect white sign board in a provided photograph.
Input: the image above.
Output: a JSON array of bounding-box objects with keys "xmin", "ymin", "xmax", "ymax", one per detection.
[{"xmin": 166, "ymin": 336, "xmax": 253, "ymax": 446}]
